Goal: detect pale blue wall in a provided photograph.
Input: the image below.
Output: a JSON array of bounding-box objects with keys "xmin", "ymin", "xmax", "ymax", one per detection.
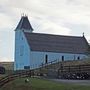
[
  {"xmin": 30, "ymin": 51, "xmax": 87, "ymax": 69},
  {"xmin": 14, "ymin": 30, "xmax": 88, "ymax": 70},
  {"xmin": 14, "ymin": 30, "xmax": 31, "ymax": 70}
]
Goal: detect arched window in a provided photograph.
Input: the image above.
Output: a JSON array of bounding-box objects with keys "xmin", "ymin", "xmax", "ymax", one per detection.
[
  {"xmin": 62, "ymin": 56, "xmax": 64, "ymax": 61},
  {"xmin": 45, "ymin": 55, "xmax": 48, "ymax": 64},
  {"xmin": 77, "ymin": 56, "xmax": 80, "ymax": 60},
  {"xmin": 20, "ymin": 46, "xmax": 24, "ymax": 56}
]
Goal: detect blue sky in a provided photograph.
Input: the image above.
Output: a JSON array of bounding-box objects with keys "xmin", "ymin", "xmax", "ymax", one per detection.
[{"xmin": 0, "ymin": 0, "xmax": 90, "ymax": 62}]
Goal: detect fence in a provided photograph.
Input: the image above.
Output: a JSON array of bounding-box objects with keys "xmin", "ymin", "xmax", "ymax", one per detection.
[
  {"xmin": 38, "ymin": 60, "xmax": 90, "ymax": 79},
  {"xmin": 58, "ymin": 64, "xmax": 90, "ymax": 79},
  {"xmin": 0, "ymin": 70, "xmax": 33, "ymax": 88}
]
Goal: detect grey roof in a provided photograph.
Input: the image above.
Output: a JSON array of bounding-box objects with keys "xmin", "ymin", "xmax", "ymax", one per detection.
[
  {"xmin": 15, "ymin": 16, "xmax": 33, "ymax": 31},
  {"xmin": 24, "ymin": 32, "xmax": 89, "ymax": 54}
]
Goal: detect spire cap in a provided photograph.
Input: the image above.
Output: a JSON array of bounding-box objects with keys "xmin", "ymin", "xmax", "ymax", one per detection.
[{"xmin": 15, "ymin": 15, "xmax": 33, "ymax": 31}]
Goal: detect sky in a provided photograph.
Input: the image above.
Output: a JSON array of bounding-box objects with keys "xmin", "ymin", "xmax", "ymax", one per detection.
[{"xmin": 0, "ymin": 0, "xmax": 90, "ymax": 62}]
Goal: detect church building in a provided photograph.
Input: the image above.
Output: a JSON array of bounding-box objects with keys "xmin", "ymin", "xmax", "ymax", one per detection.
[{"xmin": 14, "ymin": 15, "xmax": 89, "ymax": 70}]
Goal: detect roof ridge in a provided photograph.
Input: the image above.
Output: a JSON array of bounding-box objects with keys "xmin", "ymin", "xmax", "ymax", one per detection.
[{"xmin": 24, "ymin": 32, "xmax": 83, "ymax": 38}]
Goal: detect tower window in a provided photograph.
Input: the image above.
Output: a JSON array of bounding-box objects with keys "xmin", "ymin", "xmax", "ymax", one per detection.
[
  {"xmin": 20, "ymin": 46, "xmax": 24, "ymax": 56},
  {"xmin": 45, "ymin": 55, "xmax": 48, "ymax": 64}
]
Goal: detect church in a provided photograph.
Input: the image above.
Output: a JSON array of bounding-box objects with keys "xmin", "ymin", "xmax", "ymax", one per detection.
[{"xmin": 14, "ymin": 15, "xmax": 89, "ymax": 70}]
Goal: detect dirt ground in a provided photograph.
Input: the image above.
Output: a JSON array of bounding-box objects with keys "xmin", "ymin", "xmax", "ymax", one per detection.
[{"xmin": 51, "ymin": 79, "xmax": 90, "ymax": 86}]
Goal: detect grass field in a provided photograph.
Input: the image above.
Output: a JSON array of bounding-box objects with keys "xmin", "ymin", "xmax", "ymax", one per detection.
[{"xmin": 0, "ymin": 77, "xmax": 90, "ymax": 90}]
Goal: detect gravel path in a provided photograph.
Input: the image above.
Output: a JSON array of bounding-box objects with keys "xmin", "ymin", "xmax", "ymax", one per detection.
[{"xmin": 51, "ymin": 79, "xmax": 90, "ymax": 86}]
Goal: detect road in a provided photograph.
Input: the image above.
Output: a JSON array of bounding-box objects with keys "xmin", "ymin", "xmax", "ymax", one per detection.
[{"xmin": 51, "ymin": 79, "xmax": 90, "ymax": 86}]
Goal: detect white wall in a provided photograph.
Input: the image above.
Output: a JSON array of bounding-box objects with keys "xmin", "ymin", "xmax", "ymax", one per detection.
[{"xmin": 30, "ymin": 51, "xmax": 87, "ymax": 69}]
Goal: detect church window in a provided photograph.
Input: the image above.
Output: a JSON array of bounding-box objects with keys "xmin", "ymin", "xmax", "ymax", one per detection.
[
  {"xmin": 77, "ymin": 56, "xmax": 80, "ymax": 60},
  {"xmin": 20, "ymin": 46, "xmax": 24, "ymax": 56},
  {"xmin": 45, "ymin": 55, "xmax": 48, "ymax": 64},
  {"xmin": 62, "ymin": 56, "xmax": 64, "ymax": 61}
]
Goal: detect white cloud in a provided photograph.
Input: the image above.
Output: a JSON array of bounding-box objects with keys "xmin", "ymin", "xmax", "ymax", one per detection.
[
  {"xmin": 0, "ymin": 57, "xmax": 13, "ymax": 62},
  {"xmin": 0, "ymin": 13, "xmax": 13, "ymax": 30},
  {"xmin": 34, "ymin": 20, "xmax": 71, "ymax": 35},
  {"xmin": 1, "ymin": 0, "xmax": 90, "ymax": 28},
  {"xmin": 0, "ymin": 0, "xmax": 90, "ymax": 61}
]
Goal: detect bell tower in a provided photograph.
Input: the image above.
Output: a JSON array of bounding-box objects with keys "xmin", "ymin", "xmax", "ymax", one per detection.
[{"xmin": 14, "ymin": 15, "xmax": 33, "ymax": 70}]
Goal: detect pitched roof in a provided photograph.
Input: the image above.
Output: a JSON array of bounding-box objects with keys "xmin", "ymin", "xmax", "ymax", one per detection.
[
  {"xmin": 24, "ymin": 32, "xmax": 89, "ymax": 54},
  {"xmin": 15, "ymin": 16, "xmax": 33, "ymax": 31}
]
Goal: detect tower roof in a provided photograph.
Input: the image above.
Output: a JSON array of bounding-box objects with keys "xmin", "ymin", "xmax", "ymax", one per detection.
[{"xmin": 15, "ymin": 16, "xmax": 33, "ymax": 31}]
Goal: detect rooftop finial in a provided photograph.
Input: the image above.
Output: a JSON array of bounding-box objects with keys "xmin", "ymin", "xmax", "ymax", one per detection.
[
  {"xmin": 25, "ymin": 14, "xmax": 27, "ymax": 17},
  {"xmin": 21, "ymin": 13, "xmax": 28, "ymax": 17},
  {"xmin": 16, "ymin": 14, "xmax": 33, "ymax": 31},
  {"xmin": 83, "ymin": 32, "xmax": 84, "ymax": 37}
]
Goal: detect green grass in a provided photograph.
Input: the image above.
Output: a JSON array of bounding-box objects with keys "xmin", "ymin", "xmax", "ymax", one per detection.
[{"xmin": 0, "ymin": 77, "xmax": 90, "ymax": 90}]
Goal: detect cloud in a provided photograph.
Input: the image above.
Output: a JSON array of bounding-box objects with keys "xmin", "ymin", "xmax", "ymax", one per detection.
[
  {"xmin": 0, "ymin": 0, "xmax": 90, "ymax": 61},
  {"xmin": 0, "ymin": 30, "xmax": 14, "ymax": 62},
  {"xmin": 0, "ymin": 0, "xmax": 90, "ymax": 29},
  {"xmin": 34, "ymin": 20, "xmax": 71, "ymax": 35},
  {"xmin": 0, "ymin": 57, "xmax": 14, "ymax": 62},
  {"xmin": 0, "ymin": 13, "xmax": 14, "ymax": 30}
]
